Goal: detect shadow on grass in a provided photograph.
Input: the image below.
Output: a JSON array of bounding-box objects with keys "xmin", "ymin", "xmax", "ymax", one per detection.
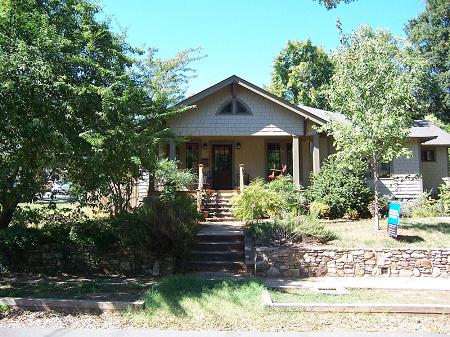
[
  {"xmin": 143, "ymin": 275, "xmax": 263, "ymax": 317},
  {"xmin": 395, "ymin": 234, "xmax": 425, "ymax": 244},
  {"xmin": 401, "ymin": 221, "xmax": 450, "ymax": 235}
]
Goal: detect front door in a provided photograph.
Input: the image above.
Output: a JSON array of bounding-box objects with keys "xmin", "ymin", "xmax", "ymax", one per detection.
[{"xmin": 212, "ymin": 144, "xmax": 232, "ymax": 190}]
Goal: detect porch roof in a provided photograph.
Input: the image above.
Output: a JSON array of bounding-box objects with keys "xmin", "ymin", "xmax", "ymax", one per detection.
[{"xmin": 411, "ymin": 120, "xmax": 450, "ymax": 146}]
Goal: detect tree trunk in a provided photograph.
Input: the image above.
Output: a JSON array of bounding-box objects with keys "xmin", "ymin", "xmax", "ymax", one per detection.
[
  {"xmin": 0, "ymin": 201, "xmax": 18, "ymax": 230},
  {"xmin": 147, "ymin": 171, "xmax": 155, "ymax": 198},
  {"xmin": 372, "ymin": 159, "xmax": 380, "ymax": 231}
]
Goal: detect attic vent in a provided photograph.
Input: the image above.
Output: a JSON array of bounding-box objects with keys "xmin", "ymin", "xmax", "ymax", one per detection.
[{"xmin": 217, "ymin": 98, "xmax": 252, "ymax": 115}]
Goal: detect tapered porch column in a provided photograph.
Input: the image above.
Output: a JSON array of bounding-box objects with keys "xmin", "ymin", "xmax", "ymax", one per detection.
[
  {"xmin": 292, "ymin": 136, "xmax": 300, "ymax": 187},
  {"xmin": 312, "ymin": 132, "xmax": 321, "ymax": 174},
  {"xmin": 169, "ymin": 140, "xmax": 176, "ymax": 160}
]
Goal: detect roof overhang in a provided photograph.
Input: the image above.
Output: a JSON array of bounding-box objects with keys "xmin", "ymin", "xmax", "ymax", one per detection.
[{"xmin": 177, "ymin": 75, "xmax": 328, "ymax": 125}]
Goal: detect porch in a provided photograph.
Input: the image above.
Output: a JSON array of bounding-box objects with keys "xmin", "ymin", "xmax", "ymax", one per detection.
[{"xmin": 164, "ymin": 135, "xmax": 330, "ymax": 190}]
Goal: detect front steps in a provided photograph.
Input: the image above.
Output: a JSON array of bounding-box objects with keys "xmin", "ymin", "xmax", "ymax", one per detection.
[
  {"xmin": 201, "ymin": 190, "xmax": 236, "ymax": 221},
  {"xmin": 187, "ymin": 222, "xmax": 246, "ymax": 274}
]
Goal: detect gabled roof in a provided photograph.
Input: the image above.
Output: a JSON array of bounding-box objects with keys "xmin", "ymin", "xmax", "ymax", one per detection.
[
  {"xmin": 179, "ymin": 75, "xmax": 450, "ymax": 146},
  {"xmin": 178, "ymin": 75, "xmax": 328, "ymax": 125}
]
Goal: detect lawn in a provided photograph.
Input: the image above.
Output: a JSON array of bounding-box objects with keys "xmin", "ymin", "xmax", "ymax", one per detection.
[
  {"xmin": 269, "ymin": 288, "xmax": 450, "ymax": 305},
  {"xmin": 123, "ymin": 276, "xmax": 450, "ymax": 333},
  {"xmin": 0, "ymin": 276, "xmax": 448, "ymax": 333},
  {"xmin": 0, "ymin": 279, "xmax": 151, "ymax": 301},
  {"xmin": 17, "ymin": 201, "xmax": 106, "ymax": 219},
  {"xmin": 322, "ymin": 217, "xmax": 450, "ymax": 248}
]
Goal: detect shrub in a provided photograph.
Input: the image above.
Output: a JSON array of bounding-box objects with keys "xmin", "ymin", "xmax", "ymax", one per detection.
[
  {"xmin": 307, "ymin": 157, "xmax": 373, "ymax": 219},
  {"xmin": 309, "ymin": 201, "xmax": 331, "ymax": 219},
  {"xmin": 249, "ymin": 216, "xmax": 337, "ymax": 246},
  {"xmin": 343, "ymin": 208, "xmax": 359, "ymax": 220},
  {"xmin": 368, "ymin": 195, "xmax": 390, "ymax": 218},
  {"xmin": 268, "ymin": 175, "xmax": 307, "ymax": 216},
  {"xmin": 231, "ymin": 178, "xmax": 281, "ymax": 222},
  {"xmin": 117, "ymin": 161, "xmax": 200, "ymax": 263},
  {"xmin": 69, "ymin": 220, "xmax": 119, "ymax": 249},
  {"xmin": 436, "ymin": 183, "xmax": 450, "ymax": 216}
]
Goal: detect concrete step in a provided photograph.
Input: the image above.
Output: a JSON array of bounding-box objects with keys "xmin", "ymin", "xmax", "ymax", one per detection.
[
  {"xmin": 203, "ymin": 212, "xmax": 233, "ymax": 218},
  {"xmin": 196, "ymin": 234, "xmax": 244, "ymax": 243},
  {"xmin": 190, "ymin": 250, "xmax": 244, "ymax": 261},
  {"xmin": 193, "ymin": 241, "xmax": 244, "ymax": 252},
  {"xmin": 206, "ymin": 217, "xmax": 238, "ymax": 222},
  {"xmin": 187, "ymin": 261, "xmax": 245, "ymax": 273}
]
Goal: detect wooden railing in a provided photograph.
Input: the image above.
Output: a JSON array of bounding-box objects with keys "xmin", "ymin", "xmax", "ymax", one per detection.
[
  {"xmin": 196, "ymin": 164, "xmax": 203, "ymax": 212},
  {"xmin": 239, "ymin": 164, "xmax": 244, "ymax": 193}
]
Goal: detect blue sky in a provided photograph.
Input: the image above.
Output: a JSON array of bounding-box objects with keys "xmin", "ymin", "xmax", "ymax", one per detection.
[{"xmin": 100, "ymin": 0, "xmax": 425, "ymax": 95}]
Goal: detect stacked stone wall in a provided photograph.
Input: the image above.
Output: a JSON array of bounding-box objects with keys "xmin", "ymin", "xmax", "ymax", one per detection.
[{"xmin": 256, "ymin": 246, "xmax": 450, "ymax": 278}]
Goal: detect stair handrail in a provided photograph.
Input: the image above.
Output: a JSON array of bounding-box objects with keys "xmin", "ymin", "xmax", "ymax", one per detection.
[{"xmin": 196, "ymin": 164, "xmax": 204, "ymax": 212}]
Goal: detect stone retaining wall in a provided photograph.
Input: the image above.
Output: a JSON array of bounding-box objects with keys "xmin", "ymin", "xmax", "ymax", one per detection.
[
  {"xmin": 256, "ymin": 246, "xmax": 450, "ymax": 278},
  {"xmin": 1, "ymin": 244, "xmax": 174, "ymax": 276}
]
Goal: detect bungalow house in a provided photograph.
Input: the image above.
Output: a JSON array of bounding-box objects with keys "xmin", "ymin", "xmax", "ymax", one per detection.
[{"xmin": 136, "ymin": 75, "xmax": 450, "ymax": 205}]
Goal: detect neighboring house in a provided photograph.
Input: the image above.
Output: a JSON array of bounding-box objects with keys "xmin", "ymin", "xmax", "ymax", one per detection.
[{"xmin": 137, "ymin": 75, "xmax": 450, "ymax": 202}]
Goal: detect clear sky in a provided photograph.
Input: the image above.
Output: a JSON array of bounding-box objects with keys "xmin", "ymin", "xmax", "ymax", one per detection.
[{"xmin": 99, "ymin": 0, "xmax": 425, "ymax": 95}]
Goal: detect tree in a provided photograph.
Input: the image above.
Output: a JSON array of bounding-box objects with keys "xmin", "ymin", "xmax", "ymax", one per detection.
[
  {"xmin": 0, "ymin": 0, "xmax": 133, "ymax": 228},
  {"xmin": 65, "ymin": 48, "xmax": 201, "ymax": 215},
  {"xmin": 315, "ymin": 0, "xmax": 356, "ymax": 10},
  {"xmin": 321, "ymin": 26, "xmax": 429, "ymax": 230},
  {"xmin": 138, "ymin": 48, "xmax": 202, "ymax": 198},
  {"xmin": 269, "ymin": 39, "xmax": 333, "ymax": 109},
  {"xmin": 406, "ymin": 0, "xmax": 450, "ymax": 123}
]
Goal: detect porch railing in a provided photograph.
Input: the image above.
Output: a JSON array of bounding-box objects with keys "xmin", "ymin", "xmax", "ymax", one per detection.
[{"xmin": 195, "ymin": 163, "xmax": 245, "ymax": 212}]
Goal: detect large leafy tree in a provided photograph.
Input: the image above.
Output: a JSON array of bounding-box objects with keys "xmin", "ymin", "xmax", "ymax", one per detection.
[
  {"xmin": 0, "ymin": 0, "xmax": 133, "ymax": 228},
  {"xmin": 406, "ymin": 0, "xmax": 450, "ymax": 122},
  {"xmin": 322, "ymin": 26, "xmax": 429, "ymax": 230},
  {"xmin": 269, "ymin": 39, "xmax": 333, "ymax": 109},
  {"xmin": 70, "ymin": 48, "xmax": 201, "ymax": 213}
]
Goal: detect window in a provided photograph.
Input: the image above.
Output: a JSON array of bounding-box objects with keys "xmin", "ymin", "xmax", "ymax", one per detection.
[
  {"xmin": 236, "ymin": 101, "xmax": 250, "ymax": 114},
  {"xmin": 367, "ymin": 162, "xmax": 392, "ymax": 178},
  {"xmin": 219, "ymin": 102, "xmax": 233, "ymax": 114},
  {"xmin": 186, "ymin": 143, "xmax": 199, "ymax": 172},
  {"xmin": 421, "ymin": 149, "xmax": 435, "ymax": 162},
  {"xmin": 378, "ymin": 162, "xmax": 391, "ymax": 178},
  {"xmin": 267, "ymin": 143, "xmax": 281, "ymax": 174},
  {"xmin": 217, "ymin": 98, "xmax": 251, "ymax": 115},
  {"xmin": 286, "ymin": 143, "xmax": 293, "ymax": 176}
]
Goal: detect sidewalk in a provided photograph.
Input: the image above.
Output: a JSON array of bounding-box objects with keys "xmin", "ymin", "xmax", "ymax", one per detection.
[
  {"xmin": 0, "ymin": 328, "xmax": 447, "ymax": 337},
  {"xmin": 264, "ymin": 276, "xmax": 450, "ymax": 290}
]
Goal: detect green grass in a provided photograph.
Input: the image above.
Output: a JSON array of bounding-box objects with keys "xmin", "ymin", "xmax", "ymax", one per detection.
[
  {"xmin": 17, "ymin": 202, "xmax": 106, "ymax": 219},
  {"xmin": 0, "ymin": 304, "xmax": 8, "ymax": 313},
  {"xmin": 129, "ymin": 276, "xmax": 265, "ymax": 329},
  {"xmin": 2, "ymin": 276, "xmax": 448, "ymax": 333},
  {"xmin": 323, "ymin": 217, "xmax": 450, "ymax": 248},
  {"xmin": 0, "ymin": 281, "xmax": 148, "ymax": 301},
  {"xmin": 269, "ymin": 288, "xmax": 450, "ymax": 305},
  {"xmin": 123, "ymin": 276, "xmax": 450, "ymax": 333}
]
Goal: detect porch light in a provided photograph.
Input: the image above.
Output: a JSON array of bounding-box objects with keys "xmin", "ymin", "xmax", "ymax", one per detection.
[
  {"xmin": 236, "ymin": 142, "xmax": 241, "ymax": 149},
  {"xmin": 203, "ymin": 143, "xmax": 208, "ymax": 150}
]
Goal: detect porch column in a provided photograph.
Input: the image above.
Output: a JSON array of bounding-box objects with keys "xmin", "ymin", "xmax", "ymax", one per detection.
[
  {"xmin": 292, "ymin": 136, "xmax": 300, "ymax": 187},
  {"xmin": 312, "ymin": 132, "xmax": 321, "ymax": 174},
  {"xmin": 169, "ymin": 140, "xmax": 176, "ymax": 160},
  {"xmin": 239, "ymin": 164, "xmax": 245, "ymax": 193}
]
